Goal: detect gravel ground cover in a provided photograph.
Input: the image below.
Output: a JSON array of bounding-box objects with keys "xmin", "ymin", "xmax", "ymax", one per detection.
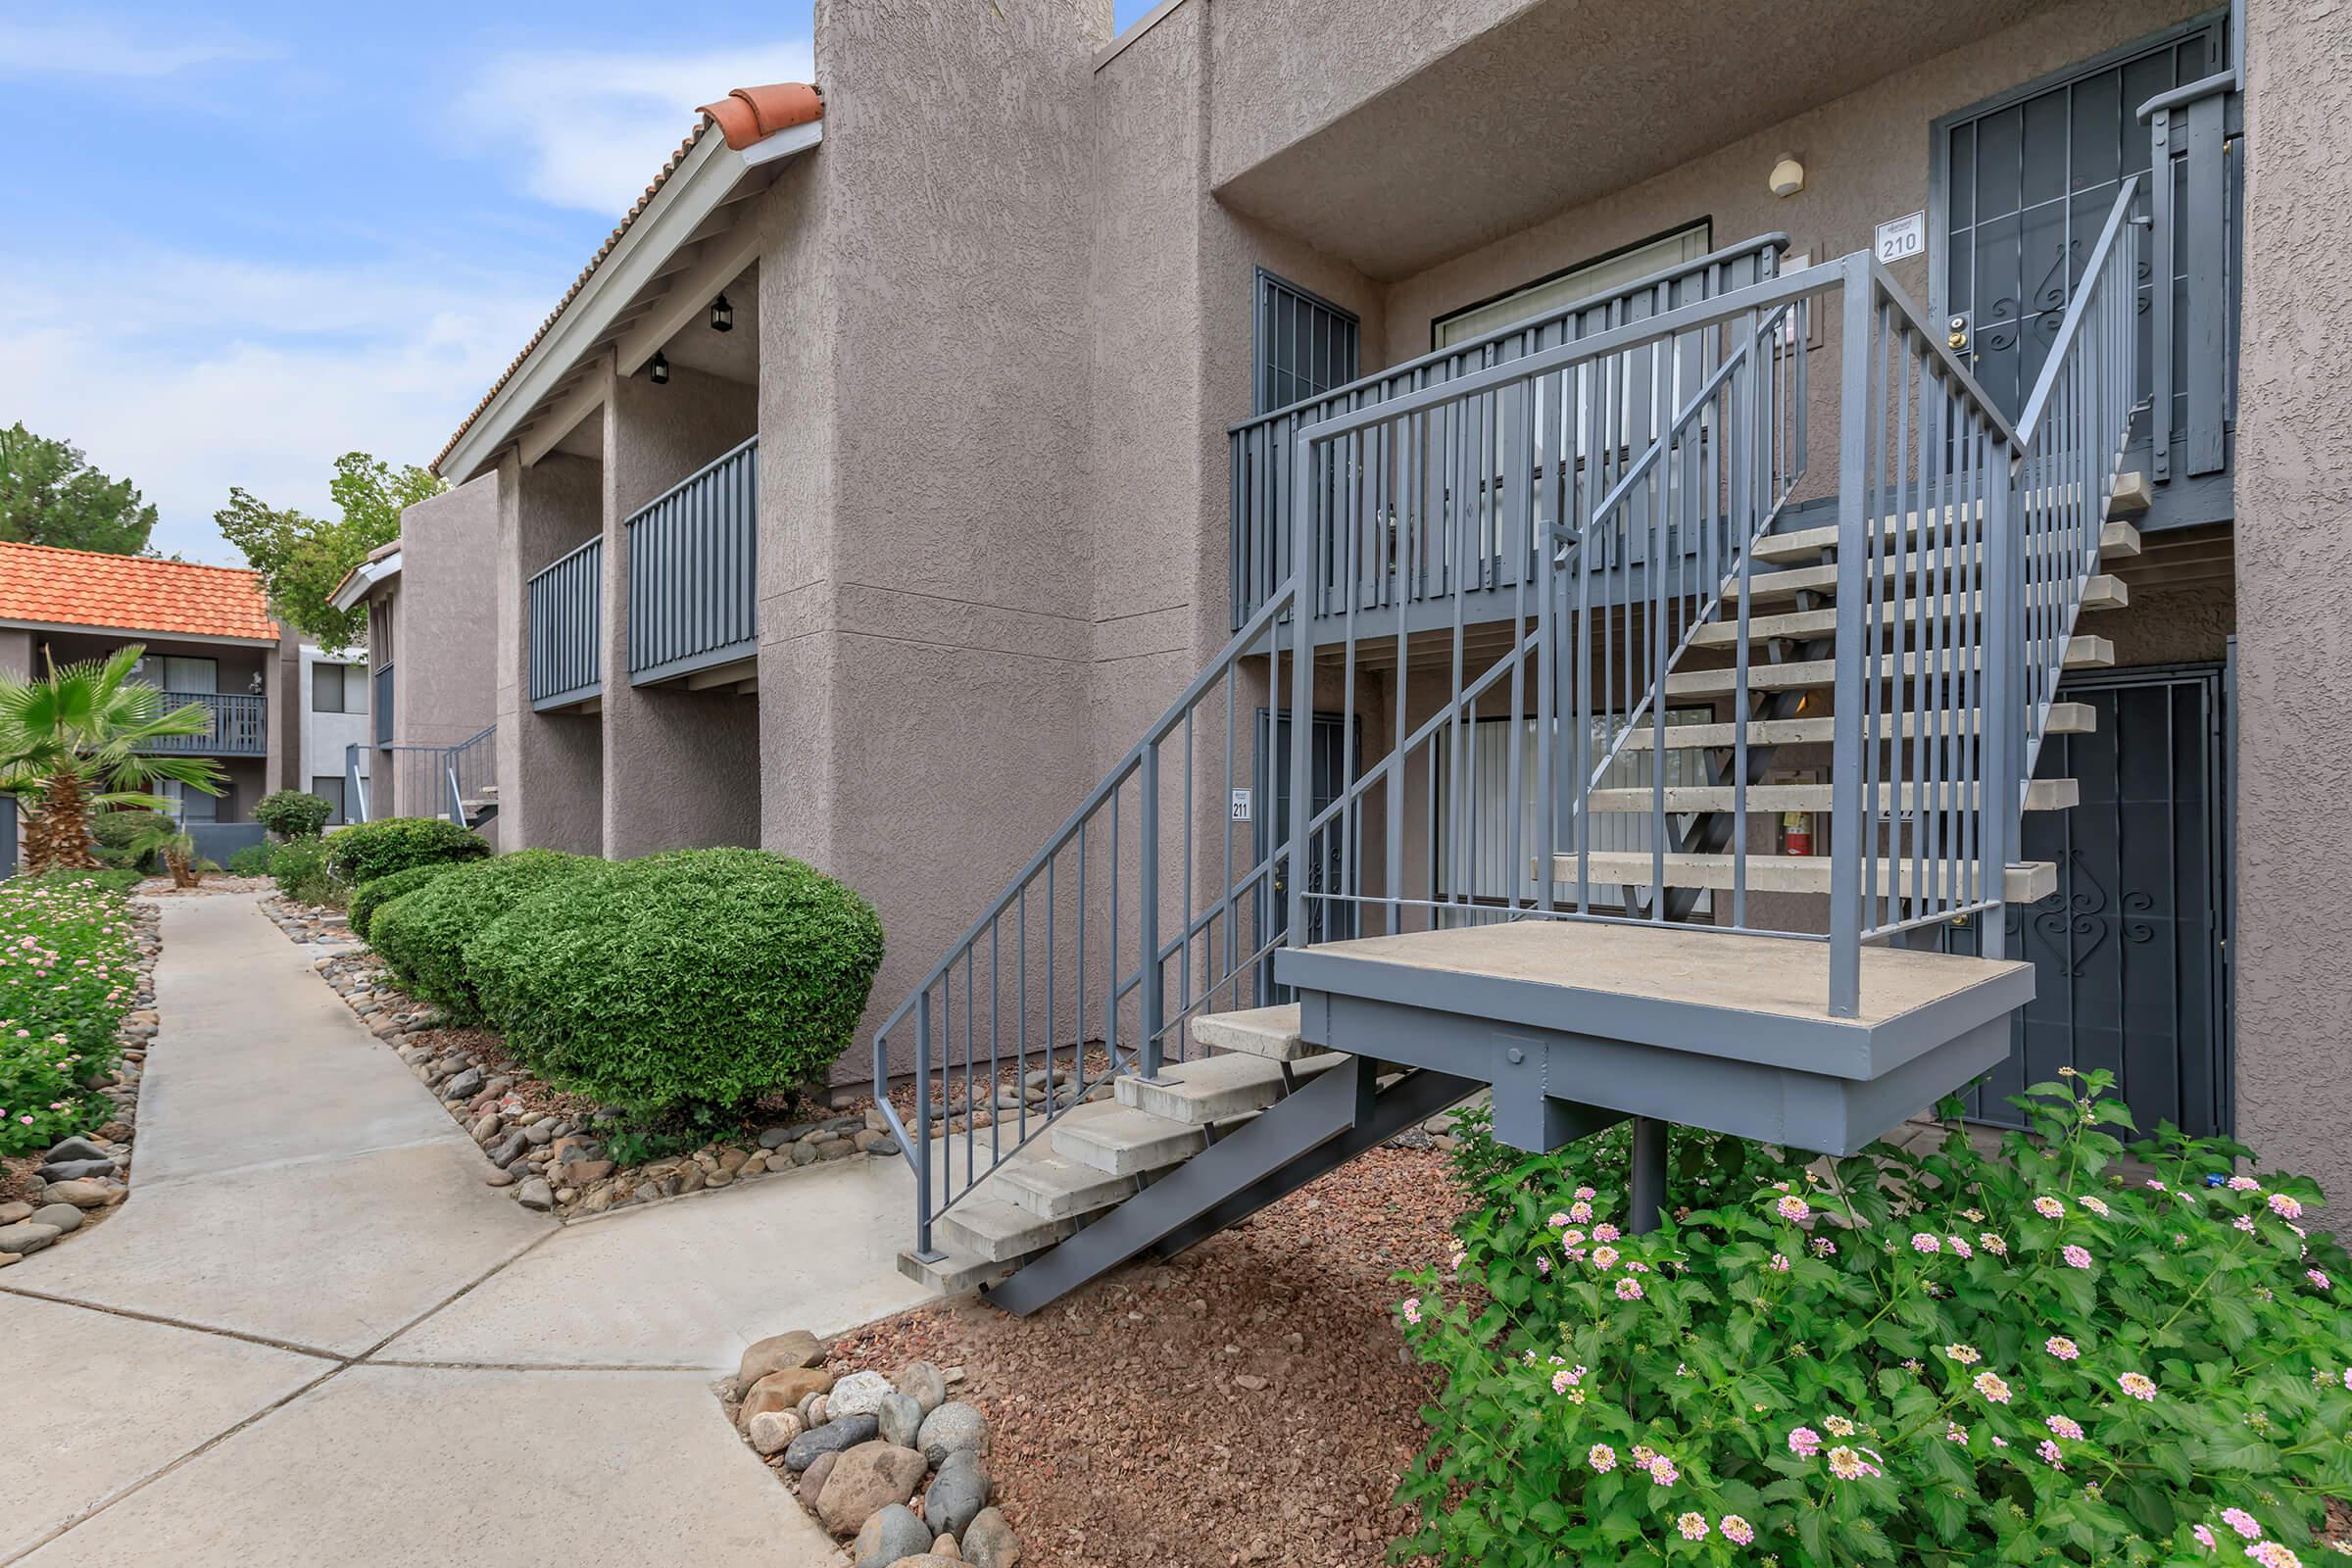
[{"xmin": 824, "ymin": 1145, "xmax": 1459, "ymax": 1568}]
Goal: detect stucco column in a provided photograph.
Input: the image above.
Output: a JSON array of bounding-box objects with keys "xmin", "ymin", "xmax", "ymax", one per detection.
[
  {"xmin": 2230, "ymin": 2, "xmax": 2352, "ymax": 1210},
  {"xmin": 495, "ymin": 451, "xmax": 605, "ymax": 854},
  {"xmin": 600, "ymin": 363, "xmax": 762, "ymax": 859}
]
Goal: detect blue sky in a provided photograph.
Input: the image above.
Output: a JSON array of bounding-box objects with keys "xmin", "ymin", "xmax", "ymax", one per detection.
[{"xmin": 0, "ymin": 0, "xmax": 1156, "ymax": 564}]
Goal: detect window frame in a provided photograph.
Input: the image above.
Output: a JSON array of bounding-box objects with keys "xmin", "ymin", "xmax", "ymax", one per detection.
[{"xmin": 1430, "ymin": 220, "xmax": 1714, "ymax": 351}]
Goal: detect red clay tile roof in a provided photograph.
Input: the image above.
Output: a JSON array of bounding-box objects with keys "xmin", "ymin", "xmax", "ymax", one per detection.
[
  {"xmin": 0, "ymin": 540, "xmax": 279, "ymax": 642},
  {"xmin": 430, "ymin": 80, "xmax": 823, "ymax": 478}
]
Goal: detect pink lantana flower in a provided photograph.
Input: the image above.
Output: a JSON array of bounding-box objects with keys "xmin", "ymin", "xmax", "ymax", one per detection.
[
  {"xmin": 1587, "ymin": 1443, "xmax": 1616, "ymax": 1472},
  {"xmin": 1775, "ymin": 1195, "xmax": 1811, "ymax": 1222},
  {"xmin": 1972, "ymin": 1371, "xmax": 2012, "ymax": 1404},
  {"xmin": 2063, "ymin": 1244, "xmax": 2093, "ymax": 1269},
  {"xmin": 1911, "ymin": 1233, "xmax": 1941, "ymax": 1254},
  {"xmin": 2034, "ymin": 1196, "xmax": 2065, "ymax": 1219},
  {"xmin": 2116, "ymin": 1372, "xmax": 2158, "ymax": 1401},
  {"xmin": 1614, "ymin": 1276, "xmax": 1644, "ymax": 1300},
  {"xmin": 2044, "ymin": 1413, "xmax": 2084, "ymax": 1441},
  {"xmin": 1721, "ymin": 1515, "xmax": 1755, "ymax": 1545},
  {"xmin": 2268, "ymin": 1193, "xmax": 2303, "ymax": 1219},
  {"xmin": 1788, "ymin": 1426, "xmax": 1822, "ymax": 1459}
]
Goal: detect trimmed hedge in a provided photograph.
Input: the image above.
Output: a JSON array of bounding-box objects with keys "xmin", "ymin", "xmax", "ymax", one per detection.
[
  {"xmin": 348, "ymin": 861, "xmax": 464, "ymax": 942},
  {"xmin": 324, "ymin": 816, "xmax": 489, "ymax": 886},
  {"xmin": 370, "ymin": 851, "xmax": 606, "ymax": 1021},
  {"xmin": 254, "ymin": 789, "xmax": 333, "ymax": 840},
  {"xmin": 468, "ymin": 848, "xmax": 883, "ymax": 1112}
]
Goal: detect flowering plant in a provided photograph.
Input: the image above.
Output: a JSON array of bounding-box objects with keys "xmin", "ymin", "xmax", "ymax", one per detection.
[
  {"xmin": 1394, "ymin": 1072, "xmax": 2352, "ymax": 1566},
  {"xmin": 0, "ymin": 875, "xmax": 137, "ymax": 1157}
]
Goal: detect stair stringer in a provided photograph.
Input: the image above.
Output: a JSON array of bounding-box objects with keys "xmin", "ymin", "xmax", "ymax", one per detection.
[{"xmin": 983, "ymin": 1059, "xmax": 1482, "ymax": 1316}]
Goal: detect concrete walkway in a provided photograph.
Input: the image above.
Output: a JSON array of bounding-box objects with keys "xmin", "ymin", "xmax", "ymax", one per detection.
[{"xmin": 0, "ymin": 893, "xmax": 931, "ymax": 1566}]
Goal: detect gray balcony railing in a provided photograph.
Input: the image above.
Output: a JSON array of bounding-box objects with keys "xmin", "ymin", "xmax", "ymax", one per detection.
[
  {"xmin": 527, "ymin": 536, "xmax": 603, "ymax": 708},
  {"xmin": 137, "ymin": 690, "xmax": 267, "ymax": 757},
  {"xmin": 626, "ymin": 436, "xmax": 758, "ymax": 683},
  {"xmin": 373, "ymin": 664, "xmax": 394, "ymax": 746},
  {"xmin": 1228, "ymin": 234, "xmax": 1788, "ymax": 630}
]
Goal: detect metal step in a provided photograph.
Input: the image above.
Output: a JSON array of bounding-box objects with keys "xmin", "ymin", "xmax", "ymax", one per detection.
[
  {"xmin": 1690, "ymin": 575, "xmax": 2127, "ymax": 648},
  {"xmin": 934, "ymin": 1195, "xmax": 1079, "ymax": 1263},
  {"xmin": 1189, "ymin": 1004, "xmax": 1313, "ymax": 1061},
  {"xmin": 1114, "ymin": 1050, "xmax": 1347, "ymax": 1125},
  {"xmin": 1615, "ymin": 701, "xmax": 2096, "ymax": 750},
  {"xmin": 1544, "ymin": 851, "xmax": 2057, "ymax": 904},
  {"xmin": 1584, "ymin": 778, "xmax": 2079, "ymax": 813},
  {"xmin": 1664, "ymin": 635, "xmax": 2113, "ymax": 699}
]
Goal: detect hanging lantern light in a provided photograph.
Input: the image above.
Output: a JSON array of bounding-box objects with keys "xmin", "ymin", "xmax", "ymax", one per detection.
[
  {"xmin": 709, "ymin": 293, "xmax": 734, "ymax": 332},
  {"xmin": 648, "ymin": 351, "xmax": 671, "ymax": 385}
]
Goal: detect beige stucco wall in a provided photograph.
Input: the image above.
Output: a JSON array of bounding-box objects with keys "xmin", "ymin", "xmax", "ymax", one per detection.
[
  {"xmin": 495, "ymin": 451, "xmax": 605, "ymax": 855},
  {"xmin": 601, "ymin": 364, "xmax": 761, "ymax": 859},
  {"xmin": 2231, "ymin": 0, "xmax": 2352, "ymax": 1213},
  {"xmin": 393, "ymin": 476, "xmax": 500, "ymax": 754}
]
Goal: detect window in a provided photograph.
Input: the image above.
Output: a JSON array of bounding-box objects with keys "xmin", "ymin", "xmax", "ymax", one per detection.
[
  {"xmin": 161, "ymin": 779, "xmax": 219, "ymax": 823},
  {"xmin": 312, "ymin": 662, "xmax": 368, "ymax": 713},
  {"xmin": 133, "ymin": 655, "xmax": 219, "ymax": 694},
  {"xmin": 311, "ymin": 776, "xmax": 347, "ymax": 824},
  {"xmin": 1252, "ymin": 270, "xmax": 1360, "ymax": 415},
  {"xmin": 1434, "ymin": 223, "xmax": 1712, "ymax": 348},
  {"xmin": 1445, "ymin": 710, "xmax": 1714, "ymax": 910}
]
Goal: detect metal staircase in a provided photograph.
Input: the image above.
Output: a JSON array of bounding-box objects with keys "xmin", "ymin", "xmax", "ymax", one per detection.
[
  {"xmin": 872, "ymin": 181, "xmax": 2149, "ymax": 1314},
  {"xmin": 344, "ymin": 726, "xmax": 499, "ymax": 829}
]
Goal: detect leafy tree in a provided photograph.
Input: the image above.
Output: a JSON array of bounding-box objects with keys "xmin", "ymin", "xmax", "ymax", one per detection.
[
  {"xmin": 0, "ymin": 647, "xmax": 224, "ymax": 874},
  {"xmin": 217, "ymin": 452, "xmax": 443, "ymax": 653},
  {"xmin": 0, "ymin": 422, "xmax": 159, "ymax": 555}
]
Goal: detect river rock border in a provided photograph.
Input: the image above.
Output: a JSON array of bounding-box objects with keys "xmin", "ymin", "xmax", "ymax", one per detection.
[
  {"xmin": 0, "ymin": 900, "xmax": 161, "ymax": 1267},
  {"xmin": 258, "ymin": 896, "xmax": 902, "ymax": 1223},
  {"xmin": 724, "ymin": 1329, "xmax": 1022, "ymax": 1568}
]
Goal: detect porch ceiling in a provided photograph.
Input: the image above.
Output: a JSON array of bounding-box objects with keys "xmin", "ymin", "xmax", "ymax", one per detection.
[{"xmin": 1210, "ymin": 0, "xmax": 2049, "ymax": 281}]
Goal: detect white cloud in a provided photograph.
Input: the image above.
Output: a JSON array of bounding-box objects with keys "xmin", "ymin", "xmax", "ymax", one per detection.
[
  {"xmin": 0, "ymin": 15, "xmax": 279, "ymax": 80},
  {"xmin": 454, "ymin": 41, "xmax": 814, "ymax": 214},
  {"xmin": 0, "ymin": 247, "xmax": 551, "ymax": 565}
]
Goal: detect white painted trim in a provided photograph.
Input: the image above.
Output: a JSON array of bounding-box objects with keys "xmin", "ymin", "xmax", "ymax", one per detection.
[
  {"xmin": 439, "ymin": 119, "xmax": 822, "ymax": 484},
  {"xmin": 327, "ymin": 550, "xmax": 401, "ymax": 612},
  {"xmin": 1097, "ymin": 0, "xmax": 1191, "ymax": 71},
  {"xmin": 0, "ymin": 617, "xmax": 280, "ymax": 649},
  {"xmin": 740, "ymin": 117, "xmax": 823, "ymax": 168},
  {"xmin": 517, "ymin": 369, "xmax": 611, "ymax": 469},
  {"xmin": 612, "ymin": 206, "xmax": 769, "ymax": 378}
]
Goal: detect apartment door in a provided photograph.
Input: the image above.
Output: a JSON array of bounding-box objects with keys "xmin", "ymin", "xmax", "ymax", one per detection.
[
  {"xmin": 1934, "ymin": 16, "xmax": 2223, "ymax": 419},
  {"xmin": 1923, "ymin": 667, "xmax": 2231, "ymax": 1135}
]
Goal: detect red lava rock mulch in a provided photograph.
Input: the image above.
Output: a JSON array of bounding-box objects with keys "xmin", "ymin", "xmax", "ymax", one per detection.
[{"xmin": 827, "ymin": 1145, "xmax": 1460, "ymax": 1568}]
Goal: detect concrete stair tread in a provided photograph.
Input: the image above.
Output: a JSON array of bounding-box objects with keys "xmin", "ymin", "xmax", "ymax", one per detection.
[
  {"xmin": 1584, "ymin": 778, "xmax": 2078, "ymax": 813},
  {"xmin": 1544, "ymin": 851, "xmax": 2056, "ymax": 904},
  {"xmin": 1751, "ymin": 481, "xmax": 2145, "ymax": 566},
  {"xmin": 1751, "ymin": 515, "xmax": 2142, "ymax": 572},
  {"xmin": 1616, "ymin": 701, "xmax": 2095, "ymax": 750},
  {"xmin": 1664, "ymin": 635, "xmax": 2112, "ymax": 698},
  {"xmin": 1114, "ymin": 1049, "xmax": 1347, "ymax": 1124},
  {"xmin": 1190, "ymin": 1004, "xmax": 1313, "ymax": 1060},
  {"xmin": 992, "ymin": 1145, "xmax": 1152, "ymax": 1221},
  {"xmin": 897, "ymin": 1247, "xmax": 1012, "ymax": 1294},
  {"xmin": 1051, "ymin": 1102, "xmax": 1238, "ymax": 1175},
  {"xmin": 1690, "ymin": 576, "xmax": 2126, "ymax": 647}
]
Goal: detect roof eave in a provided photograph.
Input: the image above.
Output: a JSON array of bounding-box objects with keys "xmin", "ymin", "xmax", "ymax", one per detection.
[
  {"xmin": 437, "ymin": 118, "xmax": 822, "ymax": 485},
  {"xmin": 327, "ymin": 550, "xmax": 402, "ymax": 612}
]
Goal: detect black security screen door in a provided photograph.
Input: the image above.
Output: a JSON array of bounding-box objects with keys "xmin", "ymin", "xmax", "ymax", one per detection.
[
  {"xmin": 1937, "ymin": 18, "xmax": 2222, "ymax": 419},
  {"xmin": 1924, "ymin": 668, "xmax": 2231, "ymax": 1135}
]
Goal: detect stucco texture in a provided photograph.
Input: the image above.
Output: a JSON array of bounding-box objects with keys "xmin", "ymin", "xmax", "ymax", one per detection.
[
  {"xmin": 495, "ymin": 451, "xmax": 604, "ymax": 855},
  {"xmin": 2230, "ymin": 0, "xmax": 2352, "ymax": 1213}
]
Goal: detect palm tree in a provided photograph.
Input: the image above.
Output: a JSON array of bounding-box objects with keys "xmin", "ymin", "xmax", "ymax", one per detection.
[{"xmin": 0, "ymin": 646, "xmax": 226, "ymax": 875}]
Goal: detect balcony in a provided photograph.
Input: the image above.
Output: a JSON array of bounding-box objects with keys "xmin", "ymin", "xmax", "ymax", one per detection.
[
  {"xmin": 626, "ymin": 436, "xmax": 757, "ymax": 686},
  {"xmin": 137, "ymin": 691, "xmax": 267, "ymax": 757},
  {"xmin": 527, "ymin": 536, "xmax": 604, "ymax": 710},
  {"xmin": 374, "ymin": 664, "xmax": 394, "ymax": 746}
]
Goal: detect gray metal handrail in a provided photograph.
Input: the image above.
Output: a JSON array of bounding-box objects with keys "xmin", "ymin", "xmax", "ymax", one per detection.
[
  {"xmin": 352, "ymin": 724, "xmax": 497, "ymax": 827},
  {"xmin": 1228, "ymin": 233, "xmax": 1789, "ymax": 628},
  {"xmin": 527, "ymin": 535, "xmax": 604, "ymax": 707},
  {"xmin": 624, "ymin": 436, "xmax": 757, "ymax": 683}
]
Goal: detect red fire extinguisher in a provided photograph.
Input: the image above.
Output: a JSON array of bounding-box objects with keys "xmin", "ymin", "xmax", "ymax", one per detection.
[{"xmin": 1782, "ymin": 809, "xmax": 1813, "ymax": 857}]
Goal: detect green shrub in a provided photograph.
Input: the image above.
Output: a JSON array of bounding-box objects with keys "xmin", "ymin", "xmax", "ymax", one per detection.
[
  {"xmin": 1393, "ymin": 1071, "xmax": 2352, "ymax": 1568},
  {"xmin": 468, "ymin": 847, "xmax": 884, "ymax": 1113},
  {"xmin": 348, "ymin": 862, "xmax": 464, "ymax": 942},
  {"xmin": 0, "ymin": 874, "xmax": 138, "ymax": 1157},
  {"xmin": 268, "ymin": 836, "xmax": 342, "ymax": 906},
  {"xmin": 254, "ymin": 789, "xmax": 334, "ymax": 840},
  {"xmin": 224, "ymin": 844, "xmax": 272, "ymax": 876},
  {"xmin": 89, "ymin": 808, "xmax": 172, "ymax": 872},
  {"xmin": 369, "ymin": 851, "xmax": 605, "ymax": 1021},
  {"xmin": 323, "ymin": 815, "xmax": 489, "ymax": 886}
]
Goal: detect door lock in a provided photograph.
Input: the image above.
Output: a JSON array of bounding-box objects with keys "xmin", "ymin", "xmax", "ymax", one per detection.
[{"xmin": 1947, "ymin": 315, "xmax": 1971, "ymax": 353}]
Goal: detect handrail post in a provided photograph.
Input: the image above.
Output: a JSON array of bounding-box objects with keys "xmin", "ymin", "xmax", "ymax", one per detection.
[
  {"xmin": 1286, "ymin": 432, "xmax": 1315, "ymax": 964},
  {"xmin": 1138, "ymin": 737, "xmax": 1165, "ymax": 1082},
  {"xmin": 1826, "ymin": 261, "xmax": 1872, "ymax": 1018},
  {"xmin": 910, "ymin": 992, "xmax": 941, "ymax": 1260},
  {"xmin": 1981, "ymin": 439, "xmax": 2020, "ymax": 963}
]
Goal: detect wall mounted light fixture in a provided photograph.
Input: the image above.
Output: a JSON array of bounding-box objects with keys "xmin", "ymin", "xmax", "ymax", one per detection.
[
  {"xmin": 1769, "ymin": 155, "xmax": 1806, "ymax": 199},
  {"xmin": 648, "ymin": 351, "xmax": 671, "ymax": 385},
  {"xmin": 710, "ymin": 294, "xmax": 734, "ymax": 332}
]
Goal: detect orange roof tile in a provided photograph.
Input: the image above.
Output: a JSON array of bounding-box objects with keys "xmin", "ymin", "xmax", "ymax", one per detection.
[
  {"xmin": 431, "ymin": 80, "xmax": 823, "ymax": 477},
  {"xmin": 0, "ymin": 541, "xmax": 279, "ymax": 642}
]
